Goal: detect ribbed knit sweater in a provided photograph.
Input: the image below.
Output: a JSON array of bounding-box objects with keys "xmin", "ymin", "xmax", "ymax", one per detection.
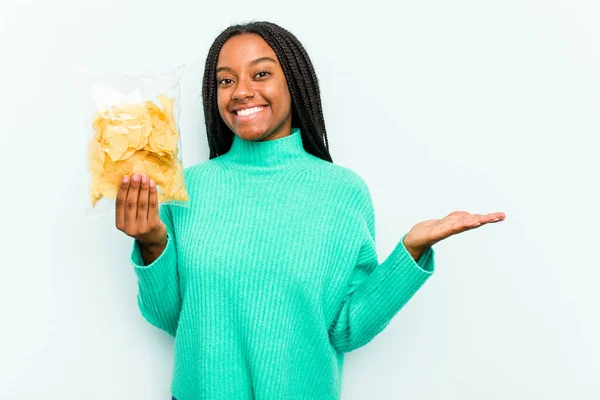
[{"xmin": 130, "ymin": 127, "xmax": 436, "ymax": 400}]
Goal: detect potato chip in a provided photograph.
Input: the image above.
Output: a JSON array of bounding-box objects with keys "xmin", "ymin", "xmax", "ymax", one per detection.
[
  {"xmin": 104, "ymin": 132, "xmax": 129, "ymax": 162},
  {"xmin": 87, "ymin": 138, "xmax": 105, "ymax": 174},
  {"xmin": 158, "ymin": 94, "xmax": 178, "ymax": 134},
  {"xmin": 86, "ymin": 94, "xmax": 189, "ymax": 207}
]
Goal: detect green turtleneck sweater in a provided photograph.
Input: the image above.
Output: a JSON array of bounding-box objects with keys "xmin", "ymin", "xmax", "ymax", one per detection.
[{"xmin": 130, "ymin": 127, "xmax": 436, "ymax": 400}]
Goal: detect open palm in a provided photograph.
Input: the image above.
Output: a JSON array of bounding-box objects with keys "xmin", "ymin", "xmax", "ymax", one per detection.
[{"xmin": 404, "ymin": 211, "xmax": 506, "ymax": 252}]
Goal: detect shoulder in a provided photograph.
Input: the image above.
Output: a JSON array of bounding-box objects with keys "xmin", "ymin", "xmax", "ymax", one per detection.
[
  {"xmin": 181, "ymin": 158, "xmax": 221, "ymax": 181},
  {"xmin": 307, "ymin": 160, "xmax": 374, "ymax": 215},
  {"xmin": 314, "ymin": 160, "xmax": 371, "ymax": 198}
]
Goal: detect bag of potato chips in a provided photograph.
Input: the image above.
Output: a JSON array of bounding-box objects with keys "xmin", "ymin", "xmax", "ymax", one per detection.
[{"xmin": 77, "ymin": 65, "xmax": 190, "ymax": 217}]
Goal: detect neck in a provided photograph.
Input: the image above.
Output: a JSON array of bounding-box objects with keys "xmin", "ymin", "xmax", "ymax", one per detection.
[{"xmin": 218, "ymin": 127, "xmax": 312, "ymax": 173}]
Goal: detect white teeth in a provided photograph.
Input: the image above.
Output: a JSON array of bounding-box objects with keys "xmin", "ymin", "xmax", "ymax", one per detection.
[{"xmin": 236, "ymin": 106, "xmax": 264, "ymax": 116}]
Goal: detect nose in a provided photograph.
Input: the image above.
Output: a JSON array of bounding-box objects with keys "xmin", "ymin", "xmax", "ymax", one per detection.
[{"xmin": 232, "ymin": 76, "xmax": 254, "ymax": 101}]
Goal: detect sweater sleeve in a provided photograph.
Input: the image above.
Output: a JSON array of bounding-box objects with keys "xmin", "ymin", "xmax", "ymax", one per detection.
[
  {"xmin": 328, "ymin": 182, "xmax": 435, "ymax": 353},
  {"xmin": 130, "ymin": 203, "xmax": 182, "ymax": 337}
]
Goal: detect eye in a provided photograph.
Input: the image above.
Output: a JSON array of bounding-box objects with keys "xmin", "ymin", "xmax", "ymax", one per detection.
[
  {"xmin": 218, "ymin": 71, "xmax": 270, "ymax": 86},
  {"xmin": 255, "ymin": 70, "xmax": 270, "ymax": 78}
]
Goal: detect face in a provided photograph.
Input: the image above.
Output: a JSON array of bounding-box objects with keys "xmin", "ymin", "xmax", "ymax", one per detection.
[{"xmin": 216, "ymin": 33, "xmax": 293, "ymax": 142}]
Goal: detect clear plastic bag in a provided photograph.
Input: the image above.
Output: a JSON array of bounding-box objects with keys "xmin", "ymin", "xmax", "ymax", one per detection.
[{"xmin": 76, "ymin": 65, "xmax": 189, "ymax": 217}]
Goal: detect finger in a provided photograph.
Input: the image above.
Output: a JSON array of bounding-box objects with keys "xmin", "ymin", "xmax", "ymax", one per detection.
[
  {"xmin": 125, "ymin": 173, "xmax": 141, "ymax": 228},
  {"xmin": 447, "ymin": 219, "xmax": 480, "ymax": 233},
  {"xmin": 448, "ymin": 211, "xmax": 470, "ymax": 217},
  {"xmin": 460, "ymin": 214, "xmax": 484, "ymax": 224},
  {"xmin": 115, "ymin": 175, "xmax": 130, "ymax": 231},
  {"xmin": 148, "ymin": 179, "xmax": 160, "ymax": 226},
  {"xmin": 137, "ymin": 174, "xmax": 150, "ymax": 228},
  {"xmin": 478, "ymin": 213, "xmax": 505, "ymax": 223}
]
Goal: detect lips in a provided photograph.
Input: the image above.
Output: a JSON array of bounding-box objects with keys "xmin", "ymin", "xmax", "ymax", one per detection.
[
  {"xmin": 235, "ymin": 106, "xmax": 265, "ymax": 116},
  {"xmin": 232, "ymin": 105, "xmax": 267, "ymax": 122}
]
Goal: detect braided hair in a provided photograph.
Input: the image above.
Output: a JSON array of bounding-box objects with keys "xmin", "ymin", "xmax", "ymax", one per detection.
[{"xmin": 201, "ymin": 21, "xmax": 333, "ymax": 163}]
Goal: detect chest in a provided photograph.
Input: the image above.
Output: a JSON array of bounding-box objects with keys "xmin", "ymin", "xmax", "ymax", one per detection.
[{"xmin": 172, "ymin": 177, "xmax": 358, "ymax": 294}]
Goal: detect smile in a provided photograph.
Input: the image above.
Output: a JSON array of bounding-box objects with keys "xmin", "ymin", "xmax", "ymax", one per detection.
[
  {"xmin": 233, "ymin": 106, "xmax": 266, "ymax": 122},
  {"xmin": 236, "ymin": 106, "xmax": 265, "ymax": 116}
]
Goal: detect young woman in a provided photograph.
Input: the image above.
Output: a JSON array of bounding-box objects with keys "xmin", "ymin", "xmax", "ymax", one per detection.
[{"xmin": 115, "ymin": 21, "xmax": 505, "ymax": 400}]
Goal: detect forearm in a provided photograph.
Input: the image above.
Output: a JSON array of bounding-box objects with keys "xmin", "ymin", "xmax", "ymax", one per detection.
[
  {"xmin": 140, "ymin": 240, "xmax": 167, "ymax": 266},
  {"xmin": 138, "ymin": 225, "xmax": 168, "ymax": 266},
  {"xmin": 131, "ymin": 233, "xmax": 181, "ymax": 337},
  {"xmin": 406, "ymin": 247, "xmax": 425, "ymax": 262},
  {"xmin": 403, "ymin": 238, "xmax": 427, "ymax": 262}
]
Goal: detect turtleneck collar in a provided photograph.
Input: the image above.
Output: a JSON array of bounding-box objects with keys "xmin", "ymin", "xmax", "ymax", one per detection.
[{"xmin": 218, "ymin": 127, "xmax": 313, "ymax": 172}]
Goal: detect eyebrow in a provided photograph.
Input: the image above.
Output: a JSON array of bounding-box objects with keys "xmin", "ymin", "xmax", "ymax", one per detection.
[{"xmin": 216, "ymin": 57, "xmax": 278, "ymax": 74}]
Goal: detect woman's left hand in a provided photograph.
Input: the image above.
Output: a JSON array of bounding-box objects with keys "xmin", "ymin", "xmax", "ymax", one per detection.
[{"xmin": 403, "ymin": 211, "xmax": 506, "ymax": 258}]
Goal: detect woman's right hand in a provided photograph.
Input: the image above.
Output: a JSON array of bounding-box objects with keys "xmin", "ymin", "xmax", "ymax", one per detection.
[{"xmin": 116, "ymin": 173, "xmax": 167, "ymax": 248}]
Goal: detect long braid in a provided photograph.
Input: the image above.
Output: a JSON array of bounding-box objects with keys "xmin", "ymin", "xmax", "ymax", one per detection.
[{"xmin": 201, "ymin": 21, "xmax": 333, "ymax": 163}]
